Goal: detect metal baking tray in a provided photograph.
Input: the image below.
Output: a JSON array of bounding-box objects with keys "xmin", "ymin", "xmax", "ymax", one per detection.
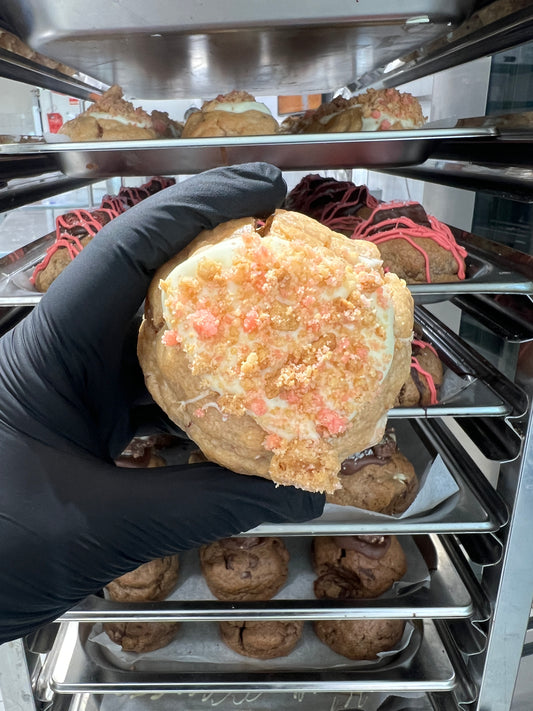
[
  {"xmin": 66, "ymin": 691, "xmax": 439, "ymax": 711},
  {"xmin": 46, "ymin": 619, "xmax": 456, "ymax": 694},
  {"xmin": 58, "ymin": 535, "xmax": 483, "ymax": 624},
  {"xmin": 252, "ymin": 418, "xmax": 508, "ymax": 535},
  {"xmin": 2, "ymin": 1, "xmax": 477, "ymax": 97},
  {"xmin": 0, "ymin": 129, "xmax": 498, "ymax": 178},
  {"xmin": 402, "ymin": 305, "xmax": 528, "ymax": 420},
  {"xmin": 411, "ymin": 225, "xmax": 533, "ymax": 299}
]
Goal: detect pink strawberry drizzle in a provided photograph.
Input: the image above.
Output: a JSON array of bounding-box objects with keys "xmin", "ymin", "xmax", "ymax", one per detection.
[
  {"xmin": 351, "ymin": 201, "xmax": 467, "ymax": 282},
  {"xmin": 411, "ymin": 338, "xmax": 440, "ymax": 404},
  {"xmin": 30, "ymin": 177, "xmax": 175, "ymax": 286}
]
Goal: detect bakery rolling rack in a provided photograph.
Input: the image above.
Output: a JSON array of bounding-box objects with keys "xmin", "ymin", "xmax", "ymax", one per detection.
[{"xmin": 0, "ymin": 2, "xmax": 533, "ymax": 710}]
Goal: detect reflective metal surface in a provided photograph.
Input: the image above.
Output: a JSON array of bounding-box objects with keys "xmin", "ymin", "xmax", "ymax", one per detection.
[
  {"xmin": 0, "ymin": 1, "xmax": 477, "ymax": 97},
  {"xmin": 0, "ymin": 47, "xmax": 102, "ymax": 100},
  {"xmin": 57, "ymin": 535, "xmax": 480, "ymax": 623},
  {"xmin": 46, "ymin": 619, "xmax": 456, "ymax": 694},
  {"xmin": 378, "ymin": 159, "xmax": 533, "ymax": 203},
  {"xmin": 352, "ymin": 0, "xmax": 533, "ymax": 91},
  {"xmin": 0, "ymin": 130, "xmax": 497, "ymax": 178}
]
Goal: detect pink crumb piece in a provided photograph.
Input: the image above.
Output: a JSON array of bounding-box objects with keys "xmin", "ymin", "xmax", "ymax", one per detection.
[
  {"xmin": 317, "ymin": 408, "xmax": 348, "ymax": 435},
  {"xmin": 371, "ymin": 109, "xmax": 381, "ymax": 119},
  {"xmin": 162, "ymin": 329, "xmax": 181, "ymax": 346},
  {"xmin": 249, "ymin": 398, "xmax": 267, "ymax": 416},
  {"xmin": 264, "ymin": 433, "xmax": 283, "ymax": 451},
  {"xmin": 283, "ymin": 391, "xmax": 300, "ymax": 405},
  {"xmin": 243, "ymin": 309, "xmax": 260, "ymax": 332},
  {"xmin": 194, "ymin": 408, "xmax": 206, "ymax": 418},
  {"xmin": 379, "ymin": 119, "xmax": 392, "ymax": 130},
  {"xmin": 189, "ymin": 309, "xmax": 219, "ymax": 338}
]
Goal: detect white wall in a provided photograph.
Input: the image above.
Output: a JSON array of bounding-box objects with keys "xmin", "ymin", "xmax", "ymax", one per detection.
[{"xmin": 0, "ymin": 77, "xmax": 35, "ymax": 135}]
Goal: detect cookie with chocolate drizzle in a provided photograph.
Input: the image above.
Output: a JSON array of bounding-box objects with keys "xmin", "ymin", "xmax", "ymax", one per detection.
[
  {"xmin": 283, "ymin": 174, "xmax": 379, "ymax": 234},
  {"xmin": 326, "ymin": 429, "xmax": 418, "ymax": 514},
  {"xmin": 312, "ymin": 535, "xmax": 407, "ymax": 599},
  {"xmin": 200, "ymin": 537, "xmax": 289, "ymax": 601}
]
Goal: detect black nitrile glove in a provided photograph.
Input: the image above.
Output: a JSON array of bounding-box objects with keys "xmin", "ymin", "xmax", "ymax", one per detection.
[{"xmin": 0, "ymin": 164, "xmax": 325, "ymax": 643}]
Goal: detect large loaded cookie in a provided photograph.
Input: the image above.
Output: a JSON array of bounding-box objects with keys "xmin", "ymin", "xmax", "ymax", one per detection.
[{"xmin": 138, "ymin": 209, "xmax": 413, "ymax": 493}]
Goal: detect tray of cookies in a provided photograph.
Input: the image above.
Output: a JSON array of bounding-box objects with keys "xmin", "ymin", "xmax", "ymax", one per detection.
[
  {"xmin": 47, "ymin": 618, "xmax": 457, "ymax": 694},
  {"xmin": 1, "ymin": 171, "xmax": 532, "ymax": 307},
  {"xmin": 252, "ymin": 417, "xmax": 507, "ymax": 536},
  {"xmin": 282, "ymin": 174, "xmax": 533, "ymax": 299},
  {"xmin": 59, "ymin": 534, "xmax": 477, "ymax": 623}
]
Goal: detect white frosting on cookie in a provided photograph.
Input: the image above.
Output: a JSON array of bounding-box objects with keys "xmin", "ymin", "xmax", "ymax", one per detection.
[
  {"xmin": 206, "ymin": 101, "xmax": 272, "ymax": 116},
  {"xmin": 160, "ymin": 228, "xmax": 395, "ymax": 444},
  {"xmin": 89, "ymin": 111, "xmax": 153, "ymax": 128}
]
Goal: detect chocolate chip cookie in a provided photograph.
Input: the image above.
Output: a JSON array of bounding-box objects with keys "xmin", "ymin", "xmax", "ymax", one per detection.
[
  {"xmin": 326, "ymin": 430, "xmax": 418, "ymax": 514},
  {"xmin": 200, "ymin": 537, "xmax": 289, "ymax": 601},
  {"xmin": 312, "ymin": 535, "xmax": 407, "ymax": 599},
  {"xmin": 314, "ymin": 619, "xmax": 405, "ymax": 660},
  {"xmin": 219, "ymin": 620, "xmax": 304, "ymax": 659}
]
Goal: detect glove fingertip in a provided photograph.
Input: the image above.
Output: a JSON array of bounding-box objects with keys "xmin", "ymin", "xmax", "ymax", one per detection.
[{"xmin": 231, "ymin": 162, "xmax": 287, "ymax": 203}]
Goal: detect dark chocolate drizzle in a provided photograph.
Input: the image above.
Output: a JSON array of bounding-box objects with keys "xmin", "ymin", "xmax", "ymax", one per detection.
[
  {"xmin": 332, "ymin": 535, "xmax": 391, "ymax": 560},
  {"xmin": 219, "ymin": 537, "xmax": 264, "ymax": 551},
  {"xmin": 367, "ymin": 202, "xmax": 431, "ymax": 230},
  {"xmin": 340, "ymin": 430, "xmax": 397, "ymax": 475}
]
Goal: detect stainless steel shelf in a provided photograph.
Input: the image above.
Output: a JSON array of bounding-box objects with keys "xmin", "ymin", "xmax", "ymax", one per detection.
[
  {"xmin": 429, "ymin": 129, "xmax": 533, "ymax": 168},
  {"xmin": 352, "ymin": 0, "xmax": 533, "ymax": 91},
  {"xmin": 45, "ymin": 619, "xmax": 457, "ymax": 695},
  {"xmin": 0, "ymin": 153, "xmax": 59, "ymax": 185},
  {"xmin": 378, "ymin": 159, "xmax": 533, "ymax": 203},
  {"xmin": 0, "ymin": 129, "xmax": 498, "ymax": 177},
  {"xmin": 0, "ymin": 0, "xmax": 477, "ymax": 98},
  {"xmin": 0, "ymin": 174, "xmax": 97, "ymax": 213},
  {"xmin": 0, "ymin": 47, "xmax": 102, "ymax": 101},
  {"xmin": 57, "ymin": 535, "xmax": 483, "ymax": 623}
]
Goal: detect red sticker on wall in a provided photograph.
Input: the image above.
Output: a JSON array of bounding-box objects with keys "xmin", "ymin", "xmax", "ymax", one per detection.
[{"xmin": 47, "ymin": 112, "xmax": 63, "ymax": 133}]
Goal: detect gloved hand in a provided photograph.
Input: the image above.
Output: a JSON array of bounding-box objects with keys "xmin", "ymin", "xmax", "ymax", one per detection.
[{"xmin": 0, "ymin": 163, "xmax": 325, "ymax": 644}]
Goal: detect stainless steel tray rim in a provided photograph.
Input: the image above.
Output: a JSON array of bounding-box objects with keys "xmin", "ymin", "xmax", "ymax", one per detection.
[
  {"xmin": 47, "ymin": 619, "xmax": 457, "ymax": 694},
  {"xmin": 0, "ymin": 127, "xmax": 499, "ymax": 155}
]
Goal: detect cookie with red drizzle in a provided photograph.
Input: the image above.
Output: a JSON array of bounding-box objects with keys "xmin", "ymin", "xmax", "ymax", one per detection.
[
  {"xmin": 31, "ymin": 206, "xmax": 121, "ymax": 292},
  {"xmin": 351, "ymin": 201, "xmax": 467, "ymax": 284},
  {"xmin": 118, "ymin": 185, "xmax": 151, "ymax": 207},
  {"xmin": 143, "ymin": 176, "xmax": 176, "ymax": 194},
  {"xmin": 397, "ymin": 338, "xmax": 443, "ymax": 407},
  {"xmin": 100, "ymin": 193, "xmax": 129, "ymax": 214}
]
